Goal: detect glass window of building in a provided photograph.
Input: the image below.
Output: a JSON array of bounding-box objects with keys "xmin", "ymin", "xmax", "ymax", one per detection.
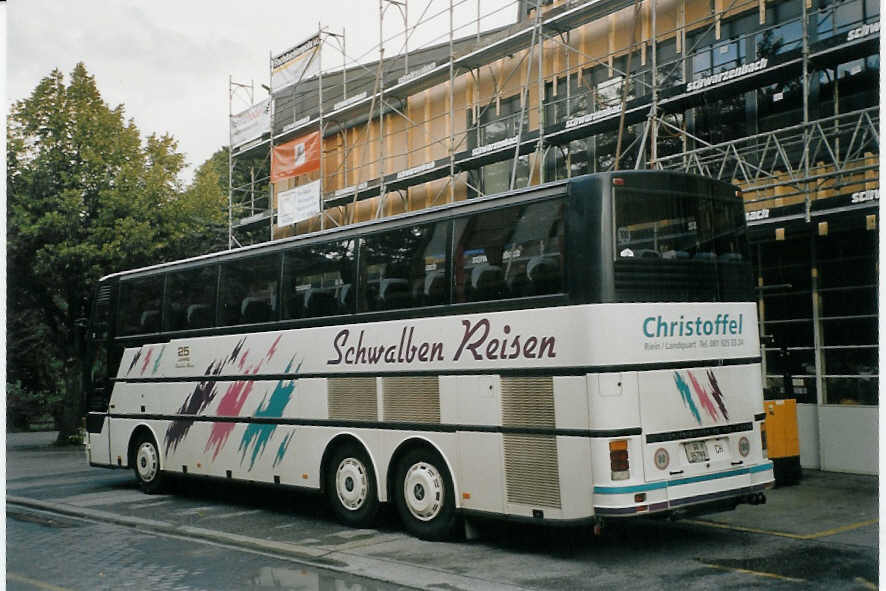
[
  {"xmin": 816, "ymin": 228, "xmax": 878, "ymax": 405},
  {"xmin": 756, "ymin": 238, "xmax": 815, "ymax": 402}
]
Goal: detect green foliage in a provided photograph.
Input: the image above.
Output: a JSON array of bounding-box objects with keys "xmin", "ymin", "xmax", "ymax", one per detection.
[
  {"xmin": 6, "ymin": 380, "xmax": 63, "ymax": 432},
  {"xmin": 7, "ymin": 63, "xmax": 229, "ymax": 441}
]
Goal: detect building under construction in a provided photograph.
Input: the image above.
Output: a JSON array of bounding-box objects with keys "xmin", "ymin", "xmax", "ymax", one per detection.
[{"xmin": 227, "ymin": 0, "xmax": 879, "ymax": 474}]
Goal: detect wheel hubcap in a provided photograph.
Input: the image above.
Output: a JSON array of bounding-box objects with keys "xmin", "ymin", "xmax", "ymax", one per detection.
[
  {"xmin": 135, "ymin": 442, "xmax": 158, "ymax": 483},
  {"xmin": 336, "ymin": 458, "xmax": 368, "ymax": 511},
  {"xmin": 403, "ymin": 462, "xmax": 443, "ymax": 522}
]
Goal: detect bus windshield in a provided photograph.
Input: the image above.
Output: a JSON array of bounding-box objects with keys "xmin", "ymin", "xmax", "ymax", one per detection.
[{"xmin": 613, "ymin": 187, "xmax": 753, "ymax": 303}]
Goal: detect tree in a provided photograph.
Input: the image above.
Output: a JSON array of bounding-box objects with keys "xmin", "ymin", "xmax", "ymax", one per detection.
[{"xmin": 7, "ymin": 63, "xmax": 227, "ymax": 441}]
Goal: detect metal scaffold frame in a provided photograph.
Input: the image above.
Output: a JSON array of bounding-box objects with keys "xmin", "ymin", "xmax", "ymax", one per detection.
[
  {"xmin": 227, "ymin": 77, "xmax": 273, "ymax": 249},
  {"xmin": 227, "ymin": 0, "xmax": 879, "ymax": 247}
]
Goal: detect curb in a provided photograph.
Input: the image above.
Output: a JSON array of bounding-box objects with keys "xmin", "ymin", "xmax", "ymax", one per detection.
[{"xmin": 7, "ymin": 496, "xmax": 525, "ymax": 591}]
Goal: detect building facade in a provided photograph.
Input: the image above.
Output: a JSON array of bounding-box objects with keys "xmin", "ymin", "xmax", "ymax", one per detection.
[{"xmin": 229, "ymin": 0, "xmax": 879, "ymax": 473}]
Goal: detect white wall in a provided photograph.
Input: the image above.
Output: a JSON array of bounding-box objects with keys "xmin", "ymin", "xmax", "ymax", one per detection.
[
  {"xmin": 818, "ymin": 405, "xmax": 879, "ymax": 475},
  {"xmin": 797, "ymin": 403, "xmax": 820, "ymax": 469}
]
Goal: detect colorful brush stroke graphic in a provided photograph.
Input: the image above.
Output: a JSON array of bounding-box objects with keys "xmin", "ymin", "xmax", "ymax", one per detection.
[
  {"xmin": 164, "ymin": 337, "xmax": 247, "ymax": 455},
  {"xmin": 673, "ymin": 372, "xmax": 702, "ymax": 424},
  {"xmin": 688, "ymin": 371, "xmax": 720, "ymax": 422},
  {"xmin": 238, "ymin": 358, "xmax": 301, "ymax": 471},
  {"xmin": 140, "ymin": 347, "xmax": 154, "ymax": 375},
  {"xmin": 706, "ymin": 370, "xmax": 729, "ymax": 420},
  {"xmin": 127, "ymin": 349, "xmax": 143, "ymax": 375},
  {"xmin": 152, "ymin": 345, "xmax": 166, "ymax": 376},
  {"xmin": 673, "ymin": 370, "xmax": 729, "ymax": 425},
  {"xmin": 204, "ymin": 336, "xmax": 282, "ymax": 461},
  {"xmin": 273, "ymin": 431, "xmax": 294, "ymax": 469}
]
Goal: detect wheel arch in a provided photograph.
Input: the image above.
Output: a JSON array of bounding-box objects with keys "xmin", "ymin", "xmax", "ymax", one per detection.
[
  {"xmin": 127, "ymin": 424, "xmax": 162, "ymax": 470},
  {"xmin": 386, "ymin": 436, "xmax": 460, "ymax": 509},
  {"xmin": 320, "ymin": 432, "xmax": 379, "ymax": 496}
]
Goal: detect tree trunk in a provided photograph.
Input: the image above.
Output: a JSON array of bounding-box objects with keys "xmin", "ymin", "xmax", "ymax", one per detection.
[{"xmin": 55, "ymin": 358, "xmax": 84, "ymax": 446}]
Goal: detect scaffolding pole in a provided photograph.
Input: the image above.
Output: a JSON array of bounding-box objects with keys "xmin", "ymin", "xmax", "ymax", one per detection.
[{"xmin": 227, "ymin": 0, "xmax": 877, "ymax": 249}]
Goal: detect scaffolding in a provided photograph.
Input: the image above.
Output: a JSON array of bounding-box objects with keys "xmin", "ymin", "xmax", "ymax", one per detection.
[{"xmin": 227, "ymin": 0, "xmax": 879, "ymax": 246}]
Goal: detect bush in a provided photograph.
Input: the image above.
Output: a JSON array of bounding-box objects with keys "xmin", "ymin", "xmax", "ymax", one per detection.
[{"xmin": 6, "ymin": 380, "xmax": 61, "ymax": 432}]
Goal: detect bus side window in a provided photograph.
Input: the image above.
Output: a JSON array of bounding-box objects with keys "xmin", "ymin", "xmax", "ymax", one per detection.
[
  {"xmin": 164, "ymin": 265, "xmax": 218, "ymax": 331},
  {"xmin": 118, "ymin": 275, "xmax": 165, "ymax": 336},
  {"xmin": 282, "ymin": 240, "xmax": 355, "ymax": 320},
  {"xmin": 219, "ymin": 254, "xmax": 280, "ymax": 326},
  {"xmin": 358, "ymin": 222, "xmax": 449, "ymax": 313}
]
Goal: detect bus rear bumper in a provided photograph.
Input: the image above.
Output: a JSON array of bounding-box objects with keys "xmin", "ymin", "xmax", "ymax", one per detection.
[
  {"xmin": 593, "ymin": 462, "xmax": 774, "ymax": 517},
  {"xmin": 594, "ymin": 480, "xmax": 772, "ymax": 517}
]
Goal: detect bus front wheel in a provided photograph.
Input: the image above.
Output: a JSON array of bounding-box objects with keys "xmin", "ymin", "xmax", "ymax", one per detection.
[
  {"xmin": 326, "ymin": 441, "xmax": 380, "ymax": 528},
  {"xmin": 132, "ymin": 432, "xmax": 164, "ymax": 494},
  {"xmin": 394, "ymin": 448, "xmax": 457, "ymax": 541}
]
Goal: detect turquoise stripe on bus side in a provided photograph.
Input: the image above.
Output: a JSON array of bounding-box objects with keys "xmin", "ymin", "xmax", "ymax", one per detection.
[{"xmin": 594, "ymin": 462, "xmax": 773, "ymax": 494}]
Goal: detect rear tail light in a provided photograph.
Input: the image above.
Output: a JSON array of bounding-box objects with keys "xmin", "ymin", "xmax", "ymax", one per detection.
[
  {"xmin": 609, "ymin": 439, "xmax": 630, "ymax": 480},
  {"xmin": 760, "ymin": 424, "xmax": 768, "ymax": 459}
]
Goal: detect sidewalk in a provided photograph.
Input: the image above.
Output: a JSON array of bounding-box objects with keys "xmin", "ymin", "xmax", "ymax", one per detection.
[{"xmin": 6, "ymin": 430, "xmax": 60, "ymax": 450}]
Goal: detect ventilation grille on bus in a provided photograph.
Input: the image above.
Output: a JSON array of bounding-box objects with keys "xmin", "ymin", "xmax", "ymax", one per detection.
[
  {"xmin": 501, "ymin": 377, "xmax": 561, "ymax": 508},
  {"xmin": 382, "ymin": 376, "xmax": 440, "ymax": 424},
  {"xmin": 502, "ymin": 376, "xmax": 555, "ymax": 428},
  {"xmin": 503, "ymin": 434, "xmax": 562, "ymax": 509},
  {"xmin": 96, "ymin": 283, "xmax": 113, "ymax": 304},
  {"xmin": 328, "ymin": 378, "xmax": 378, "ymax": 422}
]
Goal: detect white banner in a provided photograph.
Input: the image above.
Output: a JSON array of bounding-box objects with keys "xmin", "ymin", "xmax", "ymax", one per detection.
[
  {"xmin": 230, "ymin": 99, "xmax": 271, "ymax": 148},
  {"xmin": 271, "ymin": 35, "xmax": 321, "ymax": 91},
  {"xmin": 277, "ymin": 180, "xmax": 321, "ymax": 227}
]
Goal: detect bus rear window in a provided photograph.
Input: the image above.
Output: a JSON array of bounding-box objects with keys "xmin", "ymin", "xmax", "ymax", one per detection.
[{"xmin": 613, "ymin": 188, "xmax": 752, "ymax": 302}]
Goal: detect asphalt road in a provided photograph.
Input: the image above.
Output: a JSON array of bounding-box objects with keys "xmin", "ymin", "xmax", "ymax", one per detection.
[
  {"xmin": 7, "ymin": 507, "xmax": 409, "ymax": 591},
  {"xmin": 6, "ymin": 432, "xmax": 879, "ymax": 590}
]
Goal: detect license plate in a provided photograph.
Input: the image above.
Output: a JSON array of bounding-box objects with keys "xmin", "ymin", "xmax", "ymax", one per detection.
[
  {"xmin": 684, "ymin": 441, "xmax": 708, "ymax": 463},
  {"xmin": 707, "ymin": 438, "xmax": 730, "ymax": 461}
]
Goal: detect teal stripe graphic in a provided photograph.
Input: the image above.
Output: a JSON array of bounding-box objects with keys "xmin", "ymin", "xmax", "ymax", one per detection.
[{"xmin": 594, "ymin": 462, "xmax": 773, "ymax": 494}]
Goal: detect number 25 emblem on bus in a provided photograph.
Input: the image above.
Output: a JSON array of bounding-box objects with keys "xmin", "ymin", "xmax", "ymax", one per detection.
[
  {"xmin": 672, "ymin": 370, "xmax": 729, "ymax": 425},
  {"xmin": 175, "ymin": 345, "xmax": 194, "ymax": 369}
]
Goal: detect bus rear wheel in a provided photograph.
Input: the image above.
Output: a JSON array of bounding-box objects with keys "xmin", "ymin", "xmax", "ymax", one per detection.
[
  {"xmin": 394, "ymin": 448, "xmax": 457, "ymax": 541},
  {"xmin": 132, "ymin": 432, "xmax": 164, "ymax": 494},
  {"xmin": 326, "ymin": 442, "xmax": 380, "ymax": 528}
]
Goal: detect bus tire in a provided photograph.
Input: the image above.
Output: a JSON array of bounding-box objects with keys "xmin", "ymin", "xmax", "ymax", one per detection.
[
  {"xmin": 326, "ymin": 441, "xmax": 380, "ymax": 528},
  {"xmin": 132, "ymin": 432, "xmax": 164, "ymax": 494},
  {"xmin": 394, "ymin": 447, "xmax": 457, "ymax": 541}
]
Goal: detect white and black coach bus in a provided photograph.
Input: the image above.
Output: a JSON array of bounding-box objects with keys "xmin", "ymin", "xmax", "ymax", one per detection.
[{"xmin": 84, "ymin": 171, "xmax": 774, "ymax": 540}]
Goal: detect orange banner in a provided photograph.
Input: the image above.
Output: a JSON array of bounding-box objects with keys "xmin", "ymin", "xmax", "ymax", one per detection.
[{"xmin": 271, "ymin": 131, "xmax": 320, "ymax": 182}]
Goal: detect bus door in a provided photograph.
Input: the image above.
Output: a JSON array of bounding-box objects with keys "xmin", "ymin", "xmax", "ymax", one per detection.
[
  {"xmin": 85, "ymin": 283, "xmax": 115, "ymax": 464},
  {"xmin": 639, "ymin": 366, "xmax": 757, "ymax": 508}
]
